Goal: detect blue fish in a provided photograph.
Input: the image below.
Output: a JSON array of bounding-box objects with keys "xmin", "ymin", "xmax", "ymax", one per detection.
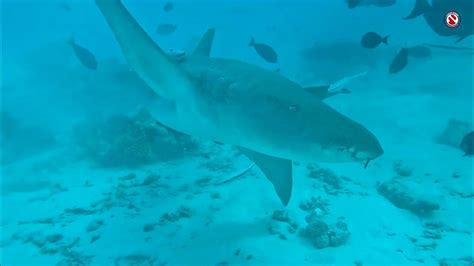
[{"xmin": 69, "ymin": 39, "xmax": 98, "ymax": 70}]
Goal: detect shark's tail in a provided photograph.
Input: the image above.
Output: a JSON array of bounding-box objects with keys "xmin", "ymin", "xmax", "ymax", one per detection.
[
  {"xmin": 382, "ymin": 35, "xmax": 389, "ymax": 45},
  {"xmin": 404, "ymin": 0, "xmax": 431, "ymax": 20},
  {"xmin": 249, "ymin": 37, "xmax": 255, "ymax": 47}
]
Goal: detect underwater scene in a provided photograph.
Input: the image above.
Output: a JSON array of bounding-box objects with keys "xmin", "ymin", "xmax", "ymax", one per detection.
[{"xmin": 1, "ymin": 0, "xmax": 473, "ymax": 265}]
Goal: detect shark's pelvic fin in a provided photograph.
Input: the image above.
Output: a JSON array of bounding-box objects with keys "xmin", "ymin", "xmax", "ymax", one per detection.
[
  {"xmin": 193, "ymin": 28, "xmax": 216, "ymax": 57},
  {"xmin": 404, "ymin": 0, "xmax": 431, "ymax": 20},
  {"xmin": 237, "ymin": 147, "xmax": 293, "ymax": 206},
  {"xmin": 95, "ymin": 0, "xmax": 195, "ymax": 104},
  {"xmin": 455, "ymin": 35, "xmax": 469, "ymax": 44}
]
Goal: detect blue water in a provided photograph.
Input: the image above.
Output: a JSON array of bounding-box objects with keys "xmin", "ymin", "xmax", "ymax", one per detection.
[{"xmin": 2, "ymin": 0, "xmax": 473, "ymax": 265}]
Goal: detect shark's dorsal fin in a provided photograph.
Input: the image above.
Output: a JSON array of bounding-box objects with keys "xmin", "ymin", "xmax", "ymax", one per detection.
[
  {"xmin": 237, "ymin": 147, "xmax": 292, "ymax": 206},
  {"xmin": 193, "ymin": 28, "xmax": 215, "ymax": 57}
]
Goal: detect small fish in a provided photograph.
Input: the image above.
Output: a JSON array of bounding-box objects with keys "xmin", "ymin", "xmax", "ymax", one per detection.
[
  {"xmin": 59, "ymin": 3, "xmax": 71, "ymax": 11},
  {"xmin": 266, "ymin": 25, "xmax": 277, "ymax": 32},
  {"xmin": 361, "ymin": 32, "xmax": 389, "ymax": 49},
  {"xmin": 347, "ymin": 0, "xmax": 363, "ymax": 8},
  {"xmin": 163, "ymin": 1, "xmax": 173, "ymax": 12},
  {"xmin": 406, "ymin": 45, "xmax": 432, "ymax": 58},
  {"xmin": 389, "ymin": 48, "xmax": 408, "ymax": 74},
  {"xmin": 460, "ymin": 131, "xmax": 474, "ymax": 156},
  {"xmin": 249, "ymin": 37, "xmax": 278, "ymax": 63},
  {"xmin": 156, "ymin": 23, "xmax": 177, "ymax": 36},
  {"xmin": 69, "ymin": 39, "xmax": 97, "ymax": 70}
]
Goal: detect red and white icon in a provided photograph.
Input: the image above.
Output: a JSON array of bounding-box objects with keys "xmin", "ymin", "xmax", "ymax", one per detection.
[{"xmin": 445, "ymin": 11, "xmax": 460, "ymax": 28}]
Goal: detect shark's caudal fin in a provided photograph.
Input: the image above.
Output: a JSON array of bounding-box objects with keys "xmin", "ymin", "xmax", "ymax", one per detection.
[
  {"xmin": 237, "ymin": 147, "xmax": 293, "ymax": 206},
  {"xmin": 193, "ymin": 28, "xmax": 215, "ymax": 57},
  {"xmin": 94, "ymin": 0, "xmax": 195, "ymax": 104},
  {"xmin": 404, "ymin": 0, "xmax": 431, "ymax": 20}
]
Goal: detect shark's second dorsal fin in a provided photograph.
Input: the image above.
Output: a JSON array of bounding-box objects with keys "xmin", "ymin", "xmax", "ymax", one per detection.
[
  {"xmin": 193, "ymin": 28, "xmax": 215, "ymax": 57},
  {"xmin": 237, "ymin": 147, "xmax": 292, "ymax": 206}
]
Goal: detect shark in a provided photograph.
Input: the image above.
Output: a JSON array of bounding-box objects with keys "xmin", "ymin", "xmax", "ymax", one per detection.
[
  {"xmin": 94, "ymin": 0, "xmax": 384, "ymax": 206},
  {"xmin": 405, "ymin": 0, "xmax": 473, "ymax": 43}
]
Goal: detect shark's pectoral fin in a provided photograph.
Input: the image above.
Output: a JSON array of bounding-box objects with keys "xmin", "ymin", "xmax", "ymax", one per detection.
[
  {"xmin": 305, "ymin": 85, "xmax": 351, "ymax": 100},
  {"xmin": 193, "ymin": 28, "xmax": 215, "ymax": 57},
  {"xmin": 304, "ymin": 86, "xmax": 330, "ymax": 99},
  {"xmin": 237, "ymin": 147, "xmax": 292, "ymax": 205}
]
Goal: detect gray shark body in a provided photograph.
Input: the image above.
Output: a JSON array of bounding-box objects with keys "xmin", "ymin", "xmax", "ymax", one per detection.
[
  {"xmin": 95, "ymin": 0, "xmax": 383, "ymax": 205},
  {"xmin": 405, "ymin": 0, "xmax": 473, "ymax": 43}
]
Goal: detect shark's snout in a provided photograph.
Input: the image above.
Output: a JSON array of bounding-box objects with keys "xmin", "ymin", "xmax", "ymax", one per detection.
[{"xmin": 352, "ymin": 129, "xmax": 384, "ymax": 162}]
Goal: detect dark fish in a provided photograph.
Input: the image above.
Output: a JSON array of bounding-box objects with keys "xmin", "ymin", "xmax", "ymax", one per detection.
[
  {"xmin": 163, "ymin": 2, "xmax": 173, "ymax": 12},
  {"xmin": 249, "ymin": 37, "xmax": 278, "ymax": 63},
  {"xmin": 406, "ymin": 45, "xmax": 432, "ymax": 58},
  {"xmin": 267, "ymin": 25, "xmax": 277, "ymax": 32},
  {"xmin": 156, "ymin": 23, "xmax": 177, "ymax": 36},
  {"xmin": 389, "ymin": 48, "xmax": 408, "ymax": 74},
  {"xmin": 69, "ymin": 39, "xmax": 97, "ymax": 70},
  {"xmin": 361, "ymin": 32, "xmax": 389, "ymax": 49},
  {"xmin": 405, "ymin": 0, "xmax": 473, "ymax": 43},
  {"xmin": 347, "ymin": 0, "xmax": 363, "ymax": 8},
  {"xmin": 460, "ymin": 131, "xmax": 474, "ymax": 156},
  {"xmin": 347, "ymin": 0, "xmax": 396, "ymax": 8},
  {"xmin": 59, "ymin": 3, "xmax": 71, "ymax": 11}
]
